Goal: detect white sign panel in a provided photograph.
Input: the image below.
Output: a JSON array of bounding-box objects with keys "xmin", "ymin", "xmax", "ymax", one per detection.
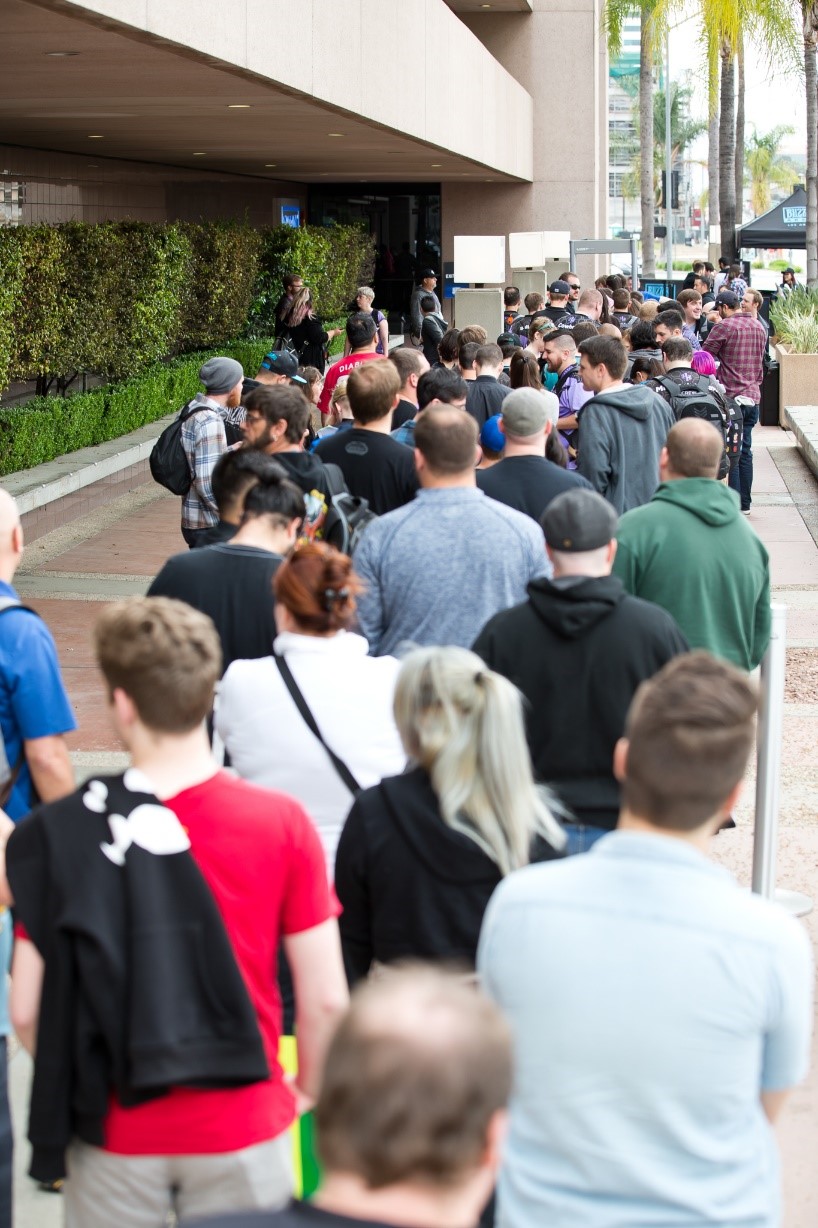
[
  {"xmin": 454, "ymin": 235, "xmax": 505, "ymax": 284},
  {"xmin": 508, "ymin": 231, "xmax": 571, "ymax": 268}
]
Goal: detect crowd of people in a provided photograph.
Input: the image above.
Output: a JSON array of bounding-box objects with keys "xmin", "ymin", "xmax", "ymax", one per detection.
[{"xmin": 0, "ymin": 258, "xmax": 810, "ymax": 1228}]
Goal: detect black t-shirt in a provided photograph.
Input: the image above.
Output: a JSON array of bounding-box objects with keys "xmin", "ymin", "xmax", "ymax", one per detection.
[
  {"xmin": 147, "ymin": 543, "xmax": 281, "ymax": 673},
  {"xmin": 185, "ymin": 1198, "xmax": 427, "ymax": 1228},
  {"xmin": 392, "ymin": 398, "xmax": 417, "ymax": 429},
  {"xmin": 315, "ymin": 428, "xmax": 418, "ymax": 514},
  {"xmin": 476, "ymin": 455, "xmax": 593, "ymax": 523}
]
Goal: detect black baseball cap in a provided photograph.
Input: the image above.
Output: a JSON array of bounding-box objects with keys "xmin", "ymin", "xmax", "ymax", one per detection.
[
  {"xmin": 540, "ymin": 489, "xmax": 618, "ymax": 553},
  {"xmin": 715, "ymin": 290, "xmax": 739, "ymax": 309},
  {"xmin": 549, "ymin": 280, "xmax": 571, "ymax": 296}
]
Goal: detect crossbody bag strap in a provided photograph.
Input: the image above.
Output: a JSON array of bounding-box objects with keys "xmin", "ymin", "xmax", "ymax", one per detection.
[{"xmin": 273, "ymin": 653, "xmax": 361, "ymax": 795}]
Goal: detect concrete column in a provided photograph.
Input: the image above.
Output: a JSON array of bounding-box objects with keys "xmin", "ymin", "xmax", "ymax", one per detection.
[{"xmin": 442, "ymin": 0, "xmax": 609, "ymax": 292}]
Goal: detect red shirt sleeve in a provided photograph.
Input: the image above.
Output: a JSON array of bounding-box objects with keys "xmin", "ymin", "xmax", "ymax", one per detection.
[
  {"xmin": 281, "ymin": 801, "xmax": 342, "ymax": 935},
  {"xmin": 318, "ymin": 364, "xmax": 337, "ymax": 417},
  {"xmin": 14, "ymin": 920, "xmax": 31, "ymax": 941}
]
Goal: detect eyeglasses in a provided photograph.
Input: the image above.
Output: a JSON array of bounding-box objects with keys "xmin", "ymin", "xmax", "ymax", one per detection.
[{"xmin": 244, "ymin": 412, "xmax": 265, "ymax": 424}]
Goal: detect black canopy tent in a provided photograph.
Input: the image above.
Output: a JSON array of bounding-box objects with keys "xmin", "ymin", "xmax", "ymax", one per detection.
[{"xmin": 738, "ymin": 185, "xmax": 807, "ymax": 250}]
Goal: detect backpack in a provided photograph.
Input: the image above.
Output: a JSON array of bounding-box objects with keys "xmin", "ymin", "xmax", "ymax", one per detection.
[
  {"xmin": 654, "ymin": 374, "xmax": 742, "ymax": 473},
  {"xmin": 321, "ymin": 464, "xmax": 379, "ymax": 556},
  {"xmin": 0, "ymin": 599, "xmax": 39, "ymax": 807},
  {"xmin": 149, "ymin": 402, "xmax": 211, "ymax": 496}
]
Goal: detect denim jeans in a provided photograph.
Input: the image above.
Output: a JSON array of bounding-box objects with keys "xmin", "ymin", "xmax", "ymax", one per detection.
[
  {"xmin": 0, "ymin": 1038, "xmax": 11, "ymax": 1228},
  {"xmin": 564, "ymin": 823, "xmax": 610, "ymax": 856},
  {"xmin": 728, "ymin": 402, "xmax": 759, "ymax": 511}
]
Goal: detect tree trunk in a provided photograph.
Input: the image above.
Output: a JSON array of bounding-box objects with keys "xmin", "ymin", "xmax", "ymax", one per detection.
[
  {"xmin": 718, "ymin": 43, "xmax": 737, "ymax": 263},
  {"xmin": 708, "ymin": 57, "xmax": 719, "ymax": 244},
  {"xmin": 805, "ymin": 9, "xmax": 818, "ymax": 287},
  {"xmin": 734, "ymin": 36, "xmax": 745, "ymax": 231},
  {"xmin": 640, "ymin": 3, "xmax": 656, "ymax": 279}
]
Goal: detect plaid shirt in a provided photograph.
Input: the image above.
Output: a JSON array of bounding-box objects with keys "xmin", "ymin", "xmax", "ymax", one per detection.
[
  {"xmin": 702, "ymin": 314, "xmax": 767, "ymax": 402},
  {"xmin": 180, "ymin": 395, "xmax": 228, "ymax": 529},
  {"xmin": 390, "ymin": 417, "xmax": 416, "ymax": 448}
]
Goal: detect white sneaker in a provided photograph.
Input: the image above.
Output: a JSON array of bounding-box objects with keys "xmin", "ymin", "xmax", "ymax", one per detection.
[{"xmin": 741, "ymin": 508, "xmax": 751, "ymax": 516}]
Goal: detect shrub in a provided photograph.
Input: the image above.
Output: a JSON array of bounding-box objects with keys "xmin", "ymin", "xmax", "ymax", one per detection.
[
  {"xmin": 247, "ymin": 224, "xmax": 375, "ymax": 337},
  {"xmin": 0, "ymin": 337, "xmax": 277, "ymax": 477},
  {"xmin": 769, "ymin": 259, "xmax": 803, "ymax": 273},
  {"xmin": 0, "ymin": 234, "xmax": 23, "ymax": 394},
  {"xmin": 769, "ymin": 287, "xmax": 818, "ymax": 353},
  {"xmin": 178, "ymin": 223, "xmax": 262, "ymax": 352},
  {"xmin": 9, "ymin": 225, "xmax": 69, "ymax": 380}
]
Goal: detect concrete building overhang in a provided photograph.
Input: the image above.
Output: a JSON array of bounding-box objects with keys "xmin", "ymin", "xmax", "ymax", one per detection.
[{"xmin": 2, "ymin": 0, "xmax": 533, "ymax": 185}]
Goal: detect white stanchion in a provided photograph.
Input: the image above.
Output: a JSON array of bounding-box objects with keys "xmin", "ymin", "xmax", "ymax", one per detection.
[{"xmin": 751, "ymin": 603, "xmax": 813, "ymax": 917}]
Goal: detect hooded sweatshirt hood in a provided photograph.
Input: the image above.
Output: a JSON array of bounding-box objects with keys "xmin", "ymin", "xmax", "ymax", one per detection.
[
  {"xmin": 274, "ymin": 450, "xmax": 329, "ymax": 492},
  {"xmin": 590, "ymin": 383, "xmax": 664, "ymax": 422},
  {"xmin": 652, "ymin": 478, "xmax": 740, "ymax": 527},
  {"xmin": 527, "ymin": 574, "xmax": 625, "ymax": 639}
]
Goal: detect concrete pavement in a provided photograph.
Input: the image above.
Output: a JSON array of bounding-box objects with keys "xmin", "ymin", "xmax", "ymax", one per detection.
[{"xmin": 7, "ymin": 426, "xmax": 818, "ymax": 1226}]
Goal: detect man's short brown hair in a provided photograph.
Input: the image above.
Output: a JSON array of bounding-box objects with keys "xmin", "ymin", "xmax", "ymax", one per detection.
[
  {"xmin": 578, "ymin": 335, "xmax": 628, "ymax": 380},
  {"xmin": 665, "ymin": 418, "xmax": 724, "ymax": 478},
  {"xmin": 622, "ymin": 652, "xmax": 758, "ymax": 831},
  {"xmin": 457, "ymin": 325, "xmax": 488, "ymax": 349},
  {"xmin": 414, "ymin": 404, "xmax": 478, "ymax": 474},
  {"xmin": 524, "ymin": 292, "xmax": 545, "ymax": 312},
  {"xmin": 316, "ymin": 966, "xmax": 512, "ymax": 1189},
  {"xmin": 677, "ymin": 289, "xmax": 702, "ymax": 310},
  {"xmin": 244, "ymin": 384, "xmax": 309, "ymax": 443},
  {"xmin": 475, "ymin": 343, "xmax": 503, "ymax": 370},
  {"xmin": 458, "ymin": 341, "xmax": 480, "ymax": 371},
  {"xmin": 94, "ymin": 597, "xmax": 221, "ymax": 732},
  {"xmin": 347, "ymin": 361, "xmax": 401, "ymax": 424},
  {"xmin": 388, "ymin": 346, "xmax": 427, "ymax": 388}
]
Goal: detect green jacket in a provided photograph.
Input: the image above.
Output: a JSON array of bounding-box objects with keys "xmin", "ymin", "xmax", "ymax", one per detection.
[{"xmin": 613, "ymin": 479, "xmax": 771, "ymax": 671}]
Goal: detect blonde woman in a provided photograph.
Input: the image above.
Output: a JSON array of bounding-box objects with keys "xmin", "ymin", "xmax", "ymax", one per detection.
[
  {"xmin": 343, "ymin": 287, "xmax": 388, "ymax": 356},
  {"xmin": 334, "ymin": 646, "xmax": 565, "ymax": 983}
]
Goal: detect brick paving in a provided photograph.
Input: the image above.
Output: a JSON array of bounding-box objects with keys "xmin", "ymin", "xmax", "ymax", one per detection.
[{"xmin": 8, "ymin": 429, "xmax": 818, "ymax": 1227}]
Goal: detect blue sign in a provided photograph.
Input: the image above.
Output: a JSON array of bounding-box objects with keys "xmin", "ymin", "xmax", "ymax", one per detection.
[
  {"xmin": 281, "ymin": 205, "xmax": 301, "ymax": 229},
  {"xmin": 643, "ymin": 281, "xmax": 668, "ymax": 300}
]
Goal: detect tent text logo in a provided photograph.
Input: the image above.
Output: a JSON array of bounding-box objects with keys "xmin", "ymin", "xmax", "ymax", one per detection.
[{"xmin": 783, "ymin": 207, "xmax": 806, "ymax": 226}]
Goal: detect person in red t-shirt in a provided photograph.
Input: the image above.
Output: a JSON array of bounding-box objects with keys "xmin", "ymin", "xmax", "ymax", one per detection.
[
  {"xmin": 318, "ymin": 313, "xmax": 384, "ymax": 419},
  {"xmin": 8, "ymin": 597, "xmax": 349, "ymax": 1228}
]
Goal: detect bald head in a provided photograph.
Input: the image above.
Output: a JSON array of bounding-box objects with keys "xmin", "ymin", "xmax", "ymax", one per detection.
[
  {"xmin": 0, "ymin": 489, "xmax": 23, "ymax": 579},
  {"xmin": 314, "ymin": 966, "xmax": 512, "ymax": 1190},
  {"xmin": 664, "ymin": 418, "xmax": 724, "ymax": 480}
]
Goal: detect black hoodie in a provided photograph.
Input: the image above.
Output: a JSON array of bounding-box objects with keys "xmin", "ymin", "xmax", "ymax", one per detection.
[
  {"xmin": 473, "ymin": 575, "xmax": 688, "ymax": 828},
  {"xmin": 334, "ymin": 767, "xmax": 562, "ymax": 984}
]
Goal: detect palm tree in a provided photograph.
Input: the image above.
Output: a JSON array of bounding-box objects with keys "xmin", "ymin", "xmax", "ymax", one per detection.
[
  {"xmin": 707, "ymin": 60, "xmax": 719, "ymax": 249},
  {"xmin": 735, "ymin": 36, "xmax": 745, "ymax": 225},
  {"xmin": 699, "ymin": 0, "xmax": 800, "ymax": 261},
  {"xmin": 745, "ymin": 126, "xmax": 798, "ymax": 216},
  {"xmin": 801, "ymin": 3, "xmax": 818, "ymax": 286},
  {"xmin": 603, "ymin": 0, "xmax": 681, "ymax": 280}
]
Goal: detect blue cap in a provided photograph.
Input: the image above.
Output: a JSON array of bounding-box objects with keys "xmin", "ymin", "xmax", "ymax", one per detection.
[{"xmin": 480, "ymin": 414, "xmax": 505, "ymax": 454}]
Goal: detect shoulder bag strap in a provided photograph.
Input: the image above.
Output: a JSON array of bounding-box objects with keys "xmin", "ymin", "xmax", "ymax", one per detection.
[{"xmin": 273, "ymin": 653, "xmax": 361, "ymax": 795}]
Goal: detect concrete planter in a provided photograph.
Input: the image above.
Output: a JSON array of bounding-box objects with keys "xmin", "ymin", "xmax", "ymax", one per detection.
[{"xmin": 775, "ymin": 343, "xmax": 818, "ymax": 426}]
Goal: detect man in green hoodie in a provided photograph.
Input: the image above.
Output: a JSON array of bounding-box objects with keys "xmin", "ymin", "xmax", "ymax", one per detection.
[{"xmin": 613, "ymin": 418, "xmax": 770, "ymax": 671}]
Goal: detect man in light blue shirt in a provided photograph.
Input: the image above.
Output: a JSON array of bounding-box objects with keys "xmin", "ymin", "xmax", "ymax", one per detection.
[{"xmin": 478, "ymin": 651, "xmax": 812, "ymax": 1228}]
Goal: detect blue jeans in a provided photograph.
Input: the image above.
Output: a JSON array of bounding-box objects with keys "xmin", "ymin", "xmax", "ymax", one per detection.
[
  {"xmin": 728, "ymin": 402, "xmax": 759, "ymax": 511},
  {"xmin": 564, "ymin": 823, "xmax": 610, "ymax": 855}
]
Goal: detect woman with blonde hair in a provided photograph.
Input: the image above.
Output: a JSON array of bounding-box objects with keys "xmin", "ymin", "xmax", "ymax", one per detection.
[
  {"xmin": 281, "ymin": 287, "xmax": 343, "ymax": 370},
  {"xmin": 335, "ymin": 646, "xmax": 565, "ymax": 983}
]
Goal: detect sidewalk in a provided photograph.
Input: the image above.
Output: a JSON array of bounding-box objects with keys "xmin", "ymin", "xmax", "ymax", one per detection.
[{"xmin": 8, "ymin": 427, "xmax": 818, "ymax": 1227}]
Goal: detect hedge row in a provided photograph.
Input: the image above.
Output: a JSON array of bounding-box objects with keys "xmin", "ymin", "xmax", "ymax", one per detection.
[
  {"xmin": 0, "ymin": 221, "xmax": 374, "ymax": 391},
  {"xmin": 0, "ymin": 338, "xmax": 275, "ymax": 477}
]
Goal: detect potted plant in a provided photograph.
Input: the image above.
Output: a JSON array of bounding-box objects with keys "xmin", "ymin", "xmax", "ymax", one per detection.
[{"xmin": 769, "ymin": 287, "xmax": 818, "ymax": 426}]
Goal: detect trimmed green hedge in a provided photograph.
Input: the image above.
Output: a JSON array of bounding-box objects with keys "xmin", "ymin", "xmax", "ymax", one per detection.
[
  {"xmin": 0, "ymin": 221, "xmax": 372, "ymax": 392},
  {"xmin": 0, "ymin": 338, "xmax": 276, "ymax": 477}
]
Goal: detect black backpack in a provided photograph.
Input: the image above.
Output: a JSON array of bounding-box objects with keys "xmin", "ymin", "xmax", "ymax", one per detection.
[
  {"xmin": 321, "ymin": 464, "xmax": 378, "ymax": 556},
  {"xmin": 654, "ymin": 373, "xmax": 740, "ymax": 454},
  {"xmin": 149, "ymin": 402, "xmax": 211, "ymax": 496}
]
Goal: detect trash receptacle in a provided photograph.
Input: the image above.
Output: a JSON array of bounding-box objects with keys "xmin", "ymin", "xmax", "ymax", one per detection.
[{"xmin": 760, "ymin": 362, "xmax": 780, "ymax": 426}]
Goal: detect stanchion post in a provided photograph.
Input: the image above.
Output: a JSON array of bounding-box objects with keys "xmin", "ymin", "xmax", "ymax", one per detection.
[{"xmin": 751, "ymin": 604, "xmax": 787, "ymax": 899}]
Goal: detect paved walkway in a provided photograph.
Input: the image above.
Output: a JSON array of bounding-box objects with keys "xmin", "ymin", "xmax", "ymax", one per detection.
[{"xmin": 8, "ymin": 427, "xmax": 818, "ymax": 1227}]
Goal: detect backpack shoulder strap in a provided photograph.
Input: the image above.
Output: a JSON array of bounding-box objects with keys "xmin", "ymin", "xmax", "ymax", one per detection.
[
  {"xmin": 323, "ymin": 463, "xmax": 348, "ymax": 498},
  {"xmin": 0, "ymin": 597, "xmax": 39, "ymax": 619},
  {"xmin": 273, "ymin": 653, "xmax": 361, "ymax": 795}
]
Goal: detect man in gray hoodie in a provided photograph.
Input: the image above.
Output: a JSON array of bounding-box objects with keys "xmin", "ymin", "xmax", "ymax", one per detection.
[
  {"xmin": 353, "ymin": 405, "xmax": 549, "ymax": 656},
  {"xmin": 577, "ymin": 335, "xmax": 674, "ymax": 514}
]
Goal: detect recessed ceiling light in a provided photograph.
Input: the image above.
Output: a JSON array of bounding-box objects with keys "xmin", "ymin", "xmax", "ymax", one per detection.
[
  {"xmin": 481, "ymin": 3, "xmax": 491, "ymax": 7},
  {"xmin": 88, "ymin": 134, "xmax": 104, "ymax": 139},
  {"xmin": 87, "ymin": 163, "xmax": 99, "ymax": 168},
  {"xmin": 192, "ymin": 151, "xmax": 207, "ymax": 156},
  {"xmin": 431, "ymin": 163, "xmax": 442, "ymax": 168},
  {"xmin": 327, "ymin": 132, "xmax": 344, "ymax": 138},
  {"xmin": 319, "ymin": 172, "xmax": 330, "ymax": 177},
  {"xmin": 264, "ymin": 163, "xmax": 277, "ymax": 167},
  {"xmin": 227, "ymin": 104, "xmax": 251, "ymax": 109},
  {"xmin": 45, "ymin": 50, "xmax": 79, "ymax": 57}
]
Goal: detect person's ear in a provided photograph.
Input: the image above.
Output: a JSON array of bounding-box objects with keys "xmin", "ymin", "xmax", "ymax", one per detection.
[
  {"xmin": 112, "ymin": 686, "xmax": 138, "ymax": 728},
  {"xmin": 498, "ymin": 418, "xmax": 507, "ymax": 436},
  {"xmin": 659, "ymin": 446, "xmax": 670, "ymax": 475},
  {"xmin": 613, "ymin": 736, "xmax": 629, "ymax": 783},
  {"xmin": 392, "ymin": 393, "xmax": 400, "ymax": 410},
  {"xmin": 607, "ymin": 538, "xmax": 618, "ymax": 567}
]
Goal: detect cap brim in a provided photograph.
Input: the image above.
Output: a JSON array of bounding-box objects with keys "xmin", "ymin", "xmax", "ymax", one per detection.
[{"xmin": 291, "ymin": 375, "xmax": 308, "ymax": 385}]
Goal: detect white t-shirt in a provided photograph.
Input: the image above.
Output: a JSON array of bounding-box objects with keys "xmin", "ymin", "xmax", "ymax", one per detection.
[{"xmin": 216, "ymin": 631, "xmax": 405, "ymax": 881}]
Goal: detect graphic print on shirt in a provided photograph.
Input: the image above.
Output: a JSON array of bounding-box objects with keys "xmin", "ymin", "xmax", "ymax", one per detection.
[{"xmin": 84, "ymin": 771, "xmax": 192, "ymax": 865}]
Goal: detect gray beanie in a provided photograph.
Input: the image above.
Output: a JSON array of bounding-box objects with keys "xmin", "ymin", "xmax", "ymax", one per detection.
[{"xmin": 199, "ymin": 356, "xmax": 243, "ymax": 395}]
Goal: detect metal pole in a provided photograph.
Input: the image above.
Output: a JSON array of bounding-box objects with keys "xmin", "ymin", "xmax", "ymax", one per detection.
[
  {"xmin": 751, "ymin": 603, "xmax": 813, "ymax": 916},
  {"xmin": 664, "ymin": 29, "xmax": 673, "ymax": 289}
]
